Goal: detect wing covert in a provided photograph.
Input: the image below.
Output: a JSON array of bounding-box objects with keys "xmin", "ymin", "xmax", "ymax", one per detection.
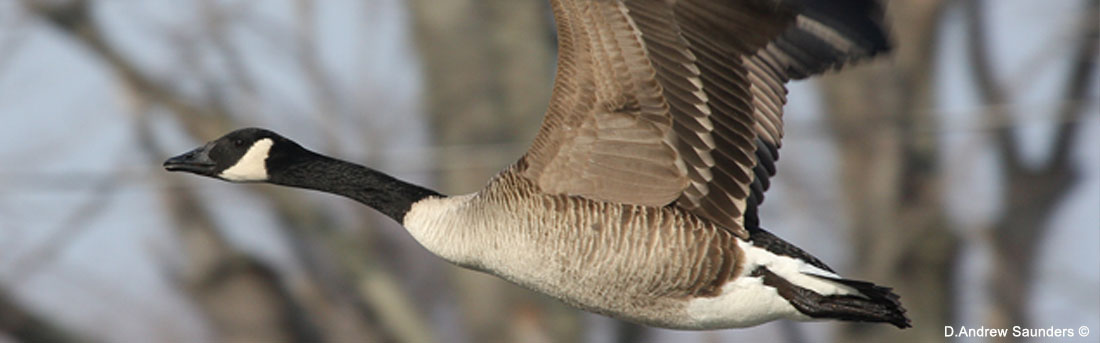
[{"xmin": 522, "ymin": 0, "xmax": 890, "ymax": 236}]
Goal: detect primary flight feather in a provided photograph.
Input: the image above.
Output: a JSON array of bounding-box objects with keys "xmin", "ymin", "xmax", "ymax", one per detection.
[{"xmin": 165, "ymin": 0, "xmax": 909, "ymax": 329}]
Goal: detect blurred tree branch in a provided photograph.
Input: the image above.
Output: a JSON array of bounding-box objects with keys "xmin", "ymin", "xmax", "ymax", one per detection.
[
  {"xmin": 292, "ymin": 0, "xmax": 346, "ymax": 153},
  {"xmin": 19, "ymin": 0, "xmax": 233, "ymax": 138},
  {"xmin": 822, "ymin": 1, "xmax": 958, "ymax": 342},
  {"xmin": 19, "ymin": 0, "xmax": 430, "ymax": 342},
  {"xmin": 964, "ymin": 0, "xmax": 1098, "ymax": 339},
  {"xmin": 6, "ymin": 0, "xmax": 1090, "ymax": 342},
  {"xmin": 2, "ymin": 175, "xmax": 118, "ymax": 283},
  {"xmin": 16, "ymin": 1, "xmax": 320, "ymax": 340},
  {"xmin": 134, "ymin": 115, "xmax": 326, "ymax": 342},
  {"xmin": 0, "ymin": 289, "xmax": 80, "ymax": 343},
  {"xmin": 0, "ymin": 14, "xmax": 30, "ymax": 77},
  {"xmin": 406, "ymin": 0, "xmax": 589, "ymax": 342}
]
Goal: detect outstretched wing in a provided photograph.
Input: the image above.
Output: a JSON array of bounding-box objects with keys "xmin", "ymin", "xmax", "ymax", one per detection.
[{"xmin": 521, "ymin": 0, "xmax": 888, "ymax": 237}]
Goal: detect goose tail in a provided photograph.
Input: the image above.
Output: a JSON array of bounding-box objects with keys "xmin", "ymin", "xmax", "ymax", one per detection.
[
  {"xmin": 744, "ymin": 227, "xmax": 911, "ymax": 329},
  {"xmin": 750, "ymin": 266, "xmax": 911, "ymax": 328}
]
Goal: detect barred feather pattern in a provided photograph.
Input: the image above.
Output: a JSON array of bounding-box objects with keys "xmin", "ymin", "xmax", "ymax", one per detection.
[
  {"xmin": 523, "ymin": 0, "xmax": 888, "ymax": 238},
  {"xmin": 405, "ymin": 164, "xmax": 743, "ymax": 328}
]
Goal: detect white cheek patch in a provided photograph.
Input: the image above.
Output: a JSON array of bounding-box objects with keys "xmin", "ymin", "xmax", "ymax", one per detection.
[{"xmin": 220, "ymin": 138, "xmax": 273, "ymax": 182}]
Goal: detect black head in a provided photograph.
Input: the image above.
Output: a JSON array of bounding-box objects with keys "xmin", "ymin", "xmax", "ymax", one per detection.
[{"xmin": 163, "ymin": 128, "xmax": 308, "ymax": 182}]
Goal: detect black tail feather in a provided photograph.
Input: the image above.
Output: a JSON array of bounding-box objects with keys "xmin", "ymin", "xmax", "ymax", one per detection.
[{"xmin": 752, "ymin": 267, "xmax": 912, "ymax": 329}]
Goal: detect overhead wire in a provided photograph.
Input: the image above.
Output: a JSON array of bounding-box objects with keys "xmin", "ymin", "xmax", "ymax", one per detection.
[{"xmin": 0, "ymin": 101, "xmax": 1096, "ymax": 192}]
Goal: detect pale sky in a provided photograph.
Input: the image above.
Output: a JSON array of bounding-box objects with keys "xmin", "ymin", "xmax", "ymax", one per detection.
[{"xmin": 0, "ymin": 1, "xmax": 1095, "ymax": 342}]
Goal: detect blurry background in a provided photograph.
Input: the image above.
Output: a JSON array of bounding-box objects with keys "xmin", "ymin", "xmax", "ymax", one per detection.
[{"xmin": 0, "ymin": 0, "xmax": 1096, "ymax": 342}]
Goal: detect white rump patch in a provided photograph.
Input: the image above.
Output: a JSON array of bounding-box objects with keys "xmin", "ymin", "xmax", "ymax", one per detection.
[
  {"xmin": 220, "ymin": 138, "xmax": 273, "ymax": 182},
  {"xmin": 685, "ymin": 272, "xmax": 805, "ymax": 329},
  {"xmin": 684, "ymin": 239, "xmax": 859, "ymax": 328},
  {"xmin": 735, "ymin": 239, "xmax": 859, "ymax": 296}
]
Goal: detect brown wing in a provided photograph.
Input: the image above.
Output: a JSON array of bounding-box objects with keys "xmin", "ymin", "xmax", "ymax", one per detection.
[{"xmin": 522, "ymin": 0, "xmax": 889, "ymax": 237}]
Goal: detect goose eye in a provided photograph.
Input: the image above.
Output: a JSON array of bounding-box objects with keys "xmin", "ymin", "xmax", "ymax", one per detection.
[{"xmin": 234, "ymin": 139, "xmax": 245, "ymax": 147}]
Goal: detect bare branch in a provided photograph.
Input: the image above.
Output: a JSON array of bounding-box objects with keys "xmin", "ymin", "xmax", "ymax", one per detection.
[
  {"xmin": 199, "ymin": 0, "xmax": 261, "ymax": 115},
  {"xmin": 0, "ymin": 12, "xmax": 31, "ymax": 78},
  {"xmin": 963, "ymin": 0, "xmax": 1023, "ymax": 170},
  {"xmin": 1, "ymin": 173, "xmax": 118, "ymax": 284},
  {"xmin": 20, "ymin": 0, "xmax": 235, "ymax": 138},
  {"xmin": 21, "ymin": 2, "xmax": 428, "ymax": 342},
  {"xmin": 1048, "ymin": 0, "xmax": 1098, "ymax": 168},
  {"xmin": 824, "ymin": 1, "xmax": 960, "ymax": 341},
  {"xmin": 292, "ymin": 0, "xmax": 347, "ymax": 153},
  {"xmin": 971, "ymin": 0, "xmax": 1096, "ymax": 337},
  {"xmin": 0, "ymin": 289, "xmax": 80, "ymax": 343}
]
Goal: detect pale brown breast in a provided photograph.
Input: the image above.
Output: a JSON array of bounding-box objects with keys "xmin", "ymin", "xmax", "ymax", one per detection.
[{"xmin": 445, "ymin": 165, "xmax": 745, "ymax": 325}]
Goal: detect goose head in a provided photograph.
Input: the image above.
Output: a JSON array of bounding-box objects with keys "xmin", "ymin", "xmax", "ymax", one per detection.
[
  {"xmin": 163, "ymin": 127, "xmax": 308, "ymax": 182},
  {"xmin": 164, "ymin": 127, "xmax": 440, "ymax": 222}
]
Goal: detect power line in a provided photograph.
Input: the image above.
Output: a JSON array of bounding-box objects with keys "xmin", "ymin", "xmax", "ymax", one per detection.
[{"xmin": 1, "ymin": 103, "xmax": 1096, "ymax": 192}]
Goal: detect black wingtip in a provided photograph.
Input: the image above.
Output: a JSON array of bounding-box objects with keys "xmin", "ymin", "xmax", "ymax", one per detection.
[
  {"xmin": 799, "ymin": 0, "xmax": 891, "ymax": 53},
  {"xmin": 752, "ymin": 267, "xmax": 912, "ymax": 329},
  {"xmin": 828, "ymin": 277, "xmax": 912, "ymax": 329},
  {"xmin": 773, "ymin": 0, "xmax": 892, "ymax": 80}
]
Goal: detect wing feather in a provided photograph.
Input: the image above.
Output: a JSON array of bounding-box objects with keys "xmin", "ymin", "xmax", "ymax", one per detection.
[{"xmin": 524, "ymin": 0, "xmax": 889, "ymax": 237}]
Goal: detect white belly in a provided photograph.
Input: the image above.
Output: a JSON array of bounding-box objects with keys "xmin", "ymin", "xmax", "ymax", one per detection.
[{"xmin": 401, "ymin": 188, "xmax": 854, "ymax": 330}]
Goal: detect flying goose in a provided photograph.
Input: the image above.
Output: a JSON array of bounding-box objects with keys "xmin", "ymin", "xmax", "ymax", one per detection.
[{"xmin": 164, "ymin": 0, "xmax": 910, "ymax": 329}]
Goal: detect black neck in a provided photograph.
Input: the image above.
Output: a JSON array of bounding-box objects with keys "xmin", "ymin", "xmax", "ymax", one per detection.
[{"xmin": 267, "ymin": 152, "xmax": 442, "ymax": 222}]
